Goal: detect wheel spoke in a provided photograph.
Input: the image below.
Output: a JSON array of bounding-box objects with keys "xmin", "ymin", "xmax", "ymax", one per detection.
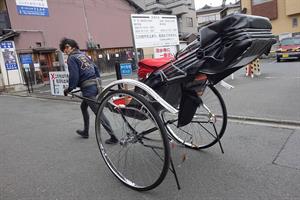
[
  {"xmin": 95, "ymin": 89, "xmax": 170, "ymax": 191},
  {"xmin": 162, "ymin": 84, "xmax": 227, "ymax": 149}
]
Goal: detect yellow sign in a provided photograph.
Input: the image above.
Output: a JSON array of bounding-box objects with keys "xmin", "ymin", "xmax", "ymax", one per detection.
[{"xmin": 282, "ymin": 54, "xmax": 289, "ymax": 58}]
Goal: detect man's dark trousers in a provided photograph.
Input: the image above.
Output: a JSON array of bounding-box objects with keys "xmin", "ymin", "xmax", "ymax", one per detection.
[{"xmin": 80, "ymin": 96, "xmax": 113, "ymax": 135}]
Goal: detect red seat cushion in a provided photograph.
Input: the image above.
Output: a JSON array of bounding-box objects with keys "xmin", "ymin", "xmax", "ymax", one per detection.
[{"xmin": 138, "ymin": 57, "xmax": 173, "ymax": 79}]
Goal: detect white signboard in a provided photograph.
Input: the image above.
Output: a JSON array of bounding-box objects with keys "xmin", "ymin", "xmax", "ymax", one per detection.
[
  {"xmin": 131, "ymin": 14, "xmax": 179, "ymax": 48},
  {"xmin": 49, "ymin": 71, "xmax": 69, "ymax": 96},
  {"xmin": 1, "ymin": 41, "xmax": 18, "ymax": 71},
  {"xmin": 154, "ymin": 46, "xmax": 177, "ymax": 58},
  {"xmin": 0, "ymin": 41, "xmax": 22, "ymax": 85}
]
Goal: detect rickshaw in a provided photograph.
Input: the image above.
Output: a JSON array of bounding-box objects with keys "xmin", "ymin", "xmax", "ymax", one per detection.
[{"xmin": 71, "ymin": 14, "xmax": 276, "ymax": 191}]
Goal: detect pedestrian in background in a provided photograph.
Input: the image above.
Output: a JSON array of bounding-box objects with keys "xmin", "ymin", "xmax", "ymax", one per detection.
[{"xmin": 59, "ymin": 38, "xmax": 118, "ymax": 144}]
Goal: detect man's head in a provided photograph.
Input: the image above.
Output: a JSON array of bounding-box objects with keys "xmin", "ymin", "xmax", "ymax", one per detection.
[{"xmin": 59, "ymin": 38, "xmax": 79, "ymax": 55}]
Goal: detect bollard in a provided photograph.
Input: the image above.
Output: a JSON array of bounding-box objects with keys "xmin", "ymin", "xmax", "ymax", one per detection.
[
  {"xmin": 252, "ymin": 58, "xmax": 261, "ymax": 76},
  {"xmin": 246, "ymin": 58, "xmax": 260, "ymax": 78}
]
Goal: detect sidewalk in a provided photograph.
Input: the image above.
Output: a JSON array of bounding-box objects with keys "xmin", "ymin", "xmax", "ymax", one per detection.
[{"xmin": 1, "ymin": 71, "xmax": 124, "ymax": 102}]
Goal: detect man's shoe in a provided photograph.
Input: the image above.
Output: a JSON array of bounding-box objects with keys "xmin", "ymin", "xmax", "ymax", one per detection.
[
  {"xmin": 76, "ymin": 130, "xmax": 89, "ymax": 139},
  {"xmin": 105, "ymin": 136, "xmax": 118, "ymax": 144}
]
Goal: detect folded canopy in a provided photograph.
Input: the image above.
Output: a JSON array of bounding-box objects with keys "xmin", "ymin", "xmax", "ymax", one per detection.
[{"xmin": 140, "ymin": 14, "xmax": 276, "ymax": 88}]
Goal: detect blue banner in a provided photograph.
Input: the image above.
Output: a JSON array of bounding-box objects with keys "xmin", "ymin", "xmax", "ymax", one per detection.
[
  {"xmin": 5, "ymin": 62, "xmax": 18, "ymax": 70},
  {"xmin": 17, "ymin": 5, "xmax": 49, "ymax": 16},
  {"xmin": 20, "ymin": 54, "xmax": 33, "ymax": 64},
  {"xmin": 0, "ymin": 41, "xmax": 13, "ymax": 49}
]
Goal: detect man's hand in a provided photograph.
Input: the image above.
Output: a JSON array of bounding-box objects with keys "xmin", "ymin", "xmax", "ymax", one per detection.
[{"xmin": 63, "ymin": 88, "xmax": 69, "ymax": 96}]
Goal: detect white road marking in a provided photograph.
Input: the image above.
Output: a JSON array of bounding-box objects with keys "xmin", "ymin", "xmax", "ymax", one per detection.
[{"xmin": 265, "ymin": 77, "xmax": 300, "ymax": 79}]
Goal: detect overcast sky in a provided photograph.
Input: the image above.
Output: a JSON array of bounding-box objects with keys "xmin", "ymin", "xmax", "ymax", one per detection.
[{"xmin": 195, "ymin": 0, "xmax": 239, "ymax": 9}]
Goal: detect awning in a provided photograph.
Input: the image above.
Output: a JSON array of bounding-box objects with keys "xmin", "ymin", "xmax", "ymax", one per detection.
[
  {"xmin": 0, "ymin": 30, "xmax": 20, "ymax": 42},
  {"xmin": 32, "ymin": 47, "xmax": 57, "ymax": 53}
]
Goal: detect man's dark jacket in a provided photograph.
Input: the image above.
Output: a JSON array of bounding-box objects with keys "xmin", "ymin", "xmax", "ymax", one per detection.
[{"xmin": 67, "ymin": 50, "xmax": 100, "ymax": 97}]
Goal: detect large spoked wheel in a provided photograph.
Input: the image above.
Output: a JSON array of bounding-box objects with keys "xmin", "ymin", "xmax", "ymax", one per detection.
[
  {"xmin": 162, "ymin": 84, "xmax": 227, "ymax": 149},
  {"xmin": 95, "ymin": 89, "xmax": 170, "ymax": 191}
]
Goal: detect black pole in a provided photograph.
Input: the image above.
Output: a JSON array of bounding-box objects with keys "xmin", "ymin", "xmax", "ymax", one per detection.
[
  {"xmin": 115, "ymin": 62, "xmax": 122, "ymax": 80},
  {"xmin": 115, "ymin": 62, "xmax": 122, "ymax": 89},
  {"xmin": 24, "ymin": 69, "xmax": 30, "ymax": 93},
  {"xmin": 28, "ymin": 69, "xmax": 33, "ymax": 93}
]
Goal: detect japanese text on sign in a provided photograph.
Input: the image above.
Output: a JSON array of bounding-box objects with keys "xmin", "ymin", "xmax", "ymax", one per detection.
[
  {"xmin": 16, "ymin": 0, "xmax": 49, "ymax": 16},
  {"xmin": 20, "ymin": 54, "xmax": 33, "ymax": 64},
  {"xmin": 154, "ymin": 46, "xmax": 177, "ymax": 58},
  {"xmin": 1, "ymin": 41, "xmax": 18, "ymax": 71},
  {"xmin": 131, "ymin": 14, "xmax": 179, "ymax": 48},
  {"xmin": 120, "ymin": 63, "xmax": 132, "ymax": 76},
  {"xmin": 49, "ymin": 71, "xmax": 69, "ymax": 96}
]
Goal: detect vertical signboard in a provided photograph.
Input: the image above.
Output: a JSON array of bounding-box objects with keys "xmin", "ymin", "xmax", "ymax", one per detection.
[
  {"xmin": 16, "ymin": 0, "xmax": 49, "ymax": 16},
  {"xmin": 1, "ymin": 42, "xmax": 18, "ymax": 71},
  {"xmin": 0, "ymin": 41, "xmax": 22, "ymax": 85},
  {"xmin": 49, "ymin": 71, "xmax": 69, "ymax": 96},
  {"xmin": 131, "ymin": 14, "xmax": 179, "ymax": 48}
]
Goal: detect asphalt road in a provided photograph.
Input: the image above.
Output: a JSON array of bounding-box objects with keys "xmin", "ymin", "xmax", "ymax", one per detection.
[
  {"xmin": 1, "ymin": 59, "xmax": 300, "ymax": 200},
  {"xmin": 218, "ymin": 59, "xmax": 300, "ymax": 123}
]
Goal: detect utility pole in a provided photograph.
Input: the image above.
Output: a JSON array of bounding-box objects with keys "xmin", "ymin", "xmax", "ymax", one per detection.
[
  {"xmin": 82, "ymin": 0, "xmax": 92, "ymax": 42},
  {"xmin": 82, "ymin": 0, "xmax": 97, "ymax": 62}
]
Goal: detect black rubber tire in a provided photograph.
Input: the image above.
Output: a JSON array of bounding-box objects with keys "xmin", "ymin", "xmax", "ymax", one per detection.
[
  {"xmin": 162, "ymin": 84, "xmax": 227, "ymax": 149},
  {"xmin": 276, "ymin": 56, "xmax": 281, "ymax": 62},
  {"xmin": 95, "ymin": 89, "xmax": 170, "ymax": 191}
]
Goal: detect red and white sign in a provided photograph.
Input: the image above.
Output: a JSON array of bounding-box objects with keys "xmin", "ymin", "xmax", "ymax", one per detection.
[
  {"xmin": 154, "ymin": 46, "xmax": 177, "ymax": 58},
  {"xmin": 49, "ymin": 71, "xmax": 69, "ymax": 96}
]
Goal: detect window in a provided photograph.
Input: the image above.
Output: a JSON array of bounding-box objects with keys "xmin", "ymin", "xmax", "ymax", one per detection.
[
  {"xmin": 178, "ymin": 17, "xmax": 182, "ymax": 29},
  {"xmin": 203, "ymin": 15, "xmax": 216, "ymax": 22},
  {"xmin": 252, "ymin": 0, "xmax": 272, "ymax": 5},
  {"xmin": 36, "ymin": 42, "xmax": 42, "ymax": 47},
  {"xmin": 280, "ymin": 37, "xmax": 300, "ymax": 45},
  {"xmin": 292, "ymin": 17, "xmax": 298, "ymax": 28},
  {"xmin": 186, "ymin": 17, "xmax": 193, "ymax": 27}
]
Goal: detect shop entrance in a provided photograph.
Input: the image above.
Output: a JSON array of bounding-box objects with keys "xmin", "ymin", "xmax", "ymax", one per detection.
[
  {"xmin": 33, "ymin": 49, "xmax": 59, "ymax": 84},
  {"xmin": 38, "ymin": 53, "xmax": 52, "ymax": 83}
]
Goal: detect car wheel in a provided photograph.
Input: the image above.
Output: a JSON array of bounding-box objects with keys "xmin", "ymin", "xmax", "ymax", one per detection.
[{"xmin": 276, "ymin": 56, "xmax": 280, "ymax": 62}]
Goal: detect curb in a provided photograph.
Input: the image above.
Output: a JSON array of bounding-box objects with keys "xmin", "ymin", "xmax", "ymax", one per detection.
[
  {"xmin": 228, "ymin": 115, "xmax": 300, "ymax": 128},
  {"xmin": 1, "ymin": 93, "xmax": 81, "ymax": 103}
]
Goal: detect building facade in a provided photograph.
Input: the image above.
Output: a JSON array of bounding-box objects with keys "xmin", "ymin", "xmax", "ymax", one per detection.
[
  {"xmin": 0, "ymin": 0, "xmax": 141, "ymax": 89},
  {"xmin": 240, "ymin": 0, "xmax": 300, "ymax": 39},
  {"xmin": 196, "ymin": 1, "xmax": 241, "ymax": 28},
  {"xmin": 132, "ymin": 0, "xmax": 197, "ymax": 36}
]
